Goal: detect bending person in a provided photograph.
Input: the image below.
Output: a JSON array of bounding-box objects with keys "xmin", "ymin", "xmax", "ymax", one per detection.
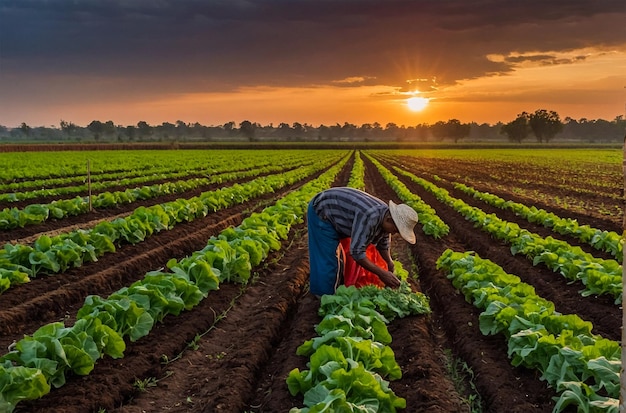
[{"xmin": 306, "ymin": 187, "xmax": 418, "ymax": 296}]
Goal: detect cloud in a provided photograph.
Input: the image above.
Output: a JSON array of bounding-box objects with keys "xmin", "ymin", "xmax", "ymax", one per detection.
[{"xmin": 1, "ymin": 0, "xmax": 625, "ymax": 125}]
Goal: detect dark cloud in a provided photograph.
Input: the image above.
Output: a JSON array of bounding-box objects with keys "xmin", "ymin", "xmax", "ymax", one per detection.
[{"xmin": 1, "ymin": 0, "xmax": 625, "ymax": 94}]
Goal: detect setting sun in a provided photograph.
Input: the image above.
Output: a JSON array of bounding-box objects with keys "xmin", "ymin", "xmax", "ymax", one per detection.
[{"xmin": 407, "ymin": 96, "xmax": 429, "ymax": 112}]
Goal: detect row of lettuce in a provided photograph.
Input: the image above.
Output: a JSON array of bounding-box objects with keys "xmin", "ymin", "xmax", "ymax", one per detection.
[
  {"xmin": 453, "ymin": 182, "xmax": 622, "ymax": 263},
  {"xmin": 1, "ymin": 149, "xmax": 621, "ymax": 412},
  {"xmin": 0, "ymin": 152, "xmax": 351, "ymax": 411},
  {"xmin": 0, "ymin": 151, "xmax": 435, "ymax": 412},
  {"xmin": 287, "ymin": 278, "xmax": 431, "ymax": 412},
  {"xmin": 366, "ymin": 153, "xmax": 620, "ymax": 412},
  {"xmin": 284, "ymin": 150, "xmax": 433, "ymax": 411},
  {"xmin": 377, "ymin": 156, "xmax": 622, "ymax": 305},
  {"xmin": 0, "ymin": 151, "xmax": 324, "ymax": 228},
  {"xmin": 0, "ymin": 149, "xmax": 322, "ymax": 185},
  {"xmin": 0, "ymin": 149, "xmax": 304, "ymax": 192},
  {"xmin": 436, "ymin": 250, "xmax": 619, "ymax": 412},
  {"xmin": 0, "ymin": 154, "xmax": 345, "ymax": 294}
]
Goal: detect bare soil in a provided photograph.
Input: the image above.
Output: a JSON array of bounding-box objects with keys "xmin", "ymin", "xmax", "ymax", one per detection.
[{"xmin": 3, "ymin": 151, "xmax": 616, "ymax": 413}]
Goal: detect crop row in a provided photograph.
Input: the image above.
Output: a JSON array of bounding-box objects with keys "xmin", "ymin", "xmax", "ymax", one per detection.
[
  {"xmin": 0, "ymin": 150, "xmax": 326, "ymax": 205},
  {"xmin": 453, "ymin": 182, "xmax": 622, "ymax": 262},
  {"xmin": 0, "ymin": 153, "xmax": 321, "ymax": 229},
  {"xmin": 388, "ymin": 166, "xmax": 622, "ymax": 304},
  {"xmin": 0, "ymin": 149, "xmax": 315, "ymax": 192},
  {"xmin": 366, "ymin": 152, "xmax": 620, "ymax": 412},
  {"xmin": 0, "ymin": 155, "xmax": 344, "ymax": 293},
  {"xmin": 373, "ymin": 150, "xmax": 623, "ymax": 223},
  {"xmin": 436, "ymin": 249, "xmax": 619, "ymax": 413},
  {"xmin": 0, "ymin": 149, "xmax": 330, "ymax": 183},
  {"xmin": 363, "ymin": 153, "xmax": 449, "ymax": 239},
  {"xmin": 0, "ymin": 152, "xmax": 350, "ymax": 412},
  {"xmin": 287, "ymin": 276, "xmax": 430, "ymax": 412}
]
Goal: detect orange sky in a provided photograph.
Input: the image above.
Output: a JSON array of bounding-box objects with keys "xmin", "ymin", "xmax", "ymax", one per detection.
[{"xmin": 1, "ymin": 1, "xmax": 625, "ymax": 128}]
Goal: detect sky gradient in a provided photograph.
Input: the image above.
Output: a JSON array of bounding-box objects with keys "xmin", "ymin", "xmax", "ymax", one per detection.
[{"xmin": 1, "ymin": 0, "xmax": 625, "ymax": 128}]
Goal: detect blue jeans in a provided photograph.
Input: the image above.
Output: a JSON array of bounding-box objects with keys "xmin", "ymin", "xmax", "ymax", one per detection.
[{"xmin": 307, "ymin": 201, "xmax": 343, "ymax": 296}]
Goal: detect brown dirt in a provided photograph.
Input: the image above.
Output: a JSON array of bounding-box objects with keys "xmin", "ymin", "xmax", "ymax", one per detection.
[{"xmin": 4, "ymin": 150, "xmax": 616, "ymax": 412}]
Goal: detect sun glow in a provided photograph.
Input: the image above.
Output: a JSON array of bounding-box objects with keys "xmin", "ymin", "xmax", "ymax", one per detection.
[{"xmin": 407, "ymin": 96, "xmax": 429, "ymax": 112}]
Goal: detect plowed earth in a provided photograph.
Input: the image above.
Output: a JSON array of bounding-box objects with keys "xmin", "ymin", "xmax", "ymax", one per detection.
[{"xmin": 3, "ymin": 151, "xmax": 620, "ymax": 413}]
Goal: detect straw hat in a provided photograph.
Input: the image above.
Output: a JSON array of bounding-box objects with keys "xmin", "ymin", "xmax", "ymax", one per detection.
[{"xmin": 388, "ymin": 200, "xmax": 418, "ymax": 244}]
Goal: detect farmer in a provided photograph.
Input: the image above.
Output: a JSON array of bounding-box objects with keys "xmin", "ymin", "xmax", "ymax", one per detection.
[{"xmin": 306, "ymin": 187, "xmax": 419, "ymax": 296}]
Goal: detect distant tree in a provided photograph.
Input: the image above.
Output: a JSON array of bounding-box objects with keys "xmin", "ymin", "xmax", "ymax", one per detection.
[
  {"xmin": 87, "ymin": 120, "xmax": 105, "ymax": 141},
  {"xmin": 277, "ymin": 122, "xmax": 291, "ymax": 138},
  {"xmin": 190, "ymin": 122, "xmax": 208, "ymax": 139},
  {"xmin": 384, "ymin": 123, "xmax": 399, "ymax": 140},
  {"xmin": 239, "ymin": 120, "xmax": 256, "ymax": 141},
  {"xmin": 430, "ymin": 121, "xmax": 447, "ymax": 141},
  {"xmin": 408, "ymin": 123, "xmax": 429, "ymax": 141},
  {"xmin": 124, "ymin": 125, "xmax": 136, "ymax": 141},
  {"xmin": 175, "ymin": 120, "xmax": 187, "ymax": 139},
  {"xmin": 221, "ymin": 121, "xmax": 235, "ymax": 137},
  {"xmin": 500, "ymin": 112, "xmax": 530, "ymax": 143},
  {"xmin": 529, "ymin": 109, "xmax": 563, "ymax": 143},
  {"xmin": 159, "ymin": 122, "xmax": 176, "ymax": 140},
  {"xmin": 60, "ymin": 120, "xmax": 77, "ymax": 138},
  {"xmin": 292, "ymin": 122, "xmax": 305, "ymax": 137},
  {"xmin": 446, "ymin": 119, "xmax": 470, "ymax": 143},
  {"xmin": 341, "ymin": 122, "xmax": 357, "ymax": 140},
  {"xmin": 103, "ymin": 121, "xmax": 116, "ymax": 138},
  {"xmin": 329, "ymin": 123, "xmax": 342, "ymax": 140},
  {"xmin": 19, "ymin": 122, "xmax": 31, "ymax": 137},
  {"xmin": 359, "ymin": 123, "xmax": 373, "ymax": 141},
  {"xmin": 430, "ymin": 119, "xmax": 470, "ymax": 142},
  {"xmin": 470, "ymin": 122, "xmax": 502, "ymax": 141},
  {"xmin": 136, "ymin": 121, "xmax": 153, "ymax": 140},
  {"xmin": 367, "ymin": 122, "xmax": 380, "ymax": 139}
]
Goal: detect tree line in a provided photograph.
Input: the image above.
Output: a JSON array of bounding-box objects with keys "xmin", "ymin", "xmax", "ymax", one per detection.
[{"xmin": 1, "ymin": 109, "xmax": 624, "ymax": 144}]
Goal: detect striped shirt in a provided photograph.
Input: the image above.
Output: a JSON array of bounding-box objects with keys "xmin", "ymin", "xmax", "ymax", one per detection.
[{"xmin": 311, "ymin": 187, "xmax": 390, "ymax": 260}]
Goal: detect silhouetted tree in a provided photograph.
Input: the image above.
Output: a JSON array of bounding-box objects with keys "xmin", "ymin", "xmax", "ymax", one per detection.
[
  {"xmin": 159, "ymin": 122, "xmax": 176, "ymax": 139},
  {"xmin": 529, "ymin": 109, "xmax": 563, "ymax": 143},
  {"xmin": 329, "ymin": 123, "xmax": 342, "ymax": 140},
  {"xmin": 292, "ymin": 122, "xmax": 305, "ymax": 137},
  {"xmin": 136, "ymin": 121, "xmax": 153, "ymax": 140},
  {"xmin": 124, "ymin": 125, "xmax": 136, "ymax": 141},
  {"xmin": 223, "ymin": 121, "xmax": 236, "ymax": 137},
  {"xmin": 446, "ymin": 119, "xmax": 470, "ymax": 143},
  {"xmin": 19, "ymin": 122, "xmax": 31, "ymax": 137},
  {"xmin": 60, "ymin": 120, "xmax": 77, "ymax": 138},
  {"xmin": 430, "ymin": 119, "xmax": 470, "ymax": 142},
  {"xmin": 384, "ymin": 122, "xmax": 399, "ymax": 140},
  {"xmin": 175, "ymin": 120, "xmax": 187, "ymax": 139},
  {"xmin": 501, "ymin": 112, "xmax": 530, "ymax": 143},
  {"xmin": 430, "ymin": 121, "xmax": 447, "ymax": 141},
  {"xmin": 239, "ymin": 120, "xmax": 256, "ymax": 141},
  {"xmin": 87, "ymin": 120, "xmax": 105, "ymax": 141}
]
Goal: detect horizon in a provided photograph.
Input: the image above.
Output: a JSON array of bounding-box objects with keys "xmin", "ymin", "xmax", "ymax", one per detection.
[{"xmin": 2, "ymin": 112, "xmax": 624, "ymax": 131}]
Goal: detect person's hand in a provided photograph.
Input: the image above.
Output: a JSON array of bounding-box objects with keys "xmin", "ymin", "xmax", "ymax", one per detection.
[{"xmin": 379, "ymin": 270, "xmax": 401, "ymax": 289}]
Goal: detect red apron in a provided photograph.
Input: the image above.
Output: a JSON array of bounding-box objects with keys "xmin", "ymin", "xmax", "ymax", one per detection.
[{"xmin": 339, "ymin": 238, "xmax": 386, "ymax": 289}]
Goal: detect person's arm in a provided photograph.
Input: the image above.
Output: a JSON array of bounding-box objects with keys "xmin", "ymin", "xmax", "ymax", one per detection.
[
  {"xmin": 354, "ymin": 256, "xmax": 401, "ymax": 289},
  {"xmin": 378, "ymin": 248, "xmax": 395, "ymax": 273}
]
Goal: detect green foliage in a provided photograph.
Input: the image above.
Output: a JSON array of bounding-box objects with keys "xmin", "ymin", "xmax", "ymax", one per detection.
[
  {"xmin": 0, "ymin": 364, "xmax": 50, "ymax": 412},
  {"xmin": 289, "ymin": 262, "xmax": 429, "ymax": 412},
  {"xmin": 436, "ymin": 249, "xmax": 620, "ymax": 412}
]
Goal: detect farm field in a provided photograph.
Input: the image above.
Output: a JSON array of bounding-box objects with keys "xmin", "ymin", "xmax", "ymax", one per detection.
[{"xmin": 0, "ymin": 147, "xmax": 622, "ymax": 413}]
